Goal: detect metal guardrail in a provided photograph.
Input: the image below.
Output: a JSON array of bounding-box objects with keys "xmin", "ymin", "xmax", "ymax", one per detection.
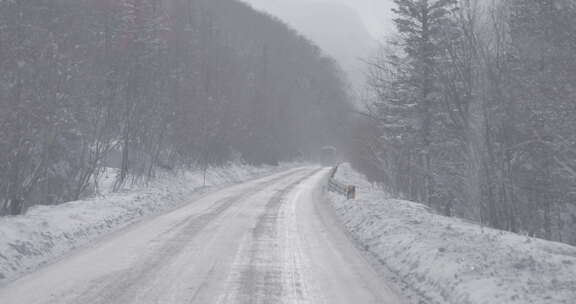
[{"xmin": 327, "ymin": 166, "xmax": 356, "ymax": 200}]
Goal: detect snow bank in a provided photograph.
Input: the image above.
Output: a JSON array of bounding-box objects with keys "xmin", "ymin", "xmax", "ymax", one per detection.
[
  {"xmin": 329, "ymin": 164, "xmax": 576, "ymax": 304},
  {"xmin": 0, "ymin": 162, "xmax": 292, "ymax": 285}
]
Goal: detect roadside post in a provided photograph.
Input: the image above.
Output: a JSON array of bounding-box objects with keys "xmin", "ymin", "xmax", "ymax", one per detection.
[{"xmin": 328, "ymin": 166, "xmax": 357, "ymax": 200}]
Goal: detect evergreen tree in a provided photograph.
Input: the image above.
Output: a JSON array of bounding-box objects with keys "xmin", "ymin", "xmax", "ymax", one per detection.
[{"xmin": 391, "ymin": 0, "xmax": 458, "ymax": 204}]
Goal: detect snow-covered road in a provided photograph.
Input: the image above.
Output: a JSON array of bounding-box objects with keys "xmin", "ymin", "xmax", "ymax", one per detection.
[{"xmin": 0, "ymin": 167, "xmax": 404, "ymax": 304}]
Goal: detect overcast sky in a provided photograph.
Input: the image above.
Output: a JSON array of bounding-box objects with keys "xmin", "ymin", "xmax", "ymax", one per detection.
[
  {"xmin": 242, "ymin": 0, "xmax": 394, "ymax": 39},
  {"xmin": 240, "ymin": 0, "xmax": 396, "ymax": 91}
]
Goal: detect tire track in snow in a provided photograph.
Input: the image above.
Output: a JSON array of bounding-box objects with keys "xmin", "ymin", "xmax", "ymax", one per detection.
[
  {"xmin": 57, "ymin": 168, "xmax": 311, "ymax": 304},
  {"xmin": 218, "ymin": 169, "xmax": 320, "ymax": 304}
]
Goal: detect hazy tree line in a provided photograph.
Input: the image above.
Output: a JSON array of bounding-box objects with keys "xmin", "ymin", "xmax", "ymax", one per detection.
[
  {"xmin": 0, "ymin": 0, "xmax": 350, "ymax": 215},
  {"xmin": 351, "ymin": 0, "xmax": 576, "ymax": 244}
]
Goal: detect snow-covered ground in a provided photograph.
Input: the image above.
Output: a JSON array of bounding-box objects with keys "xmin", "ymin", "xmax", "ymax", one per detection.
[
  {"xmin": 329, "ymin": 164, "xmax": 576, "ymax": 304},
  {"xmin": 0, "ymin": 162, "xmax": 294, "ymax": 285},
  {"xmin": 0, "ymin": 167, "xmax": 408, "ymax": 304}
]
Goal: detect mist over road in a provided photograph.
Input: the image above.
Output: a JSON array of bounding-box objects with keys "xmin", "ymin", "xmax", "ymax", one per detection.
[{"xmin": 0, "ymin": 168, "xmax": 404, "ymax": 304}]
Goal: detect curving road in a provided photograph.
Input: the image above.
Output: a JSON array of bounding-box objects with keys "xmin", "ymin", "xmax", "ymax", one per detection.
[{"xmin": 0, "ymin": 167, "xmax": 405, "ymax": 304}]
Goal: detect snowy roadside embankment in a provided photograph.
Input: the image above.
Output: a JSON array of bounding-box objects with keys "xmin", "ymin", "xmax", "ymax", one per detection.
[
  {"xmin": 0, "ymin": 163, "xmax": 293, "ymax": 285},
  {"xmin": 329, "ymin": 164, "xmax": 576, "ymax": 304}
]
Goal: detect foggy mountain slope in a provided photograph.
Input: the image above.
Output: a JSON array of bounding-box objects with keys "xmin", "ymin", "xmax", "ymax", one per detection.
[
  {"xmin": 279, "ymin": 2, "xmax": 376, "ymax": 88},
  {"xmin": 242, "ymin": 0, "xmax": 376, "ymax": 89},
  {"xmin": 0, "ymin": 0, "xmax": 351, "ymax": 215}
]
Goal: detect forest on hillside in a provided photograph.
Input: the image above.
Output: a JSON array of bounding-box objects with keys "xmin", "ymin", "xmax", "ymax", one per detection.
[
  {"xmin": 350, "ymin": 0, "xmax": 576, "ymax": 244},
  {"xmin": 0, "ymin": 0, "xmax": 350, "ymax": 215}
]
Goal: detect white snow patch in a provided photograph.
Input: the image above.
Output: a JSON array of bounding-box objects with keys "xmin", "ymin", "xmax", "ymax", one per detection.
[
  {"xmin": 0, "ymin": 162, "xmax": 295, "ymax": 284},
  {"xmin": 328, "ymin": 163, "xmax": 576, "ymax": 304}
]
